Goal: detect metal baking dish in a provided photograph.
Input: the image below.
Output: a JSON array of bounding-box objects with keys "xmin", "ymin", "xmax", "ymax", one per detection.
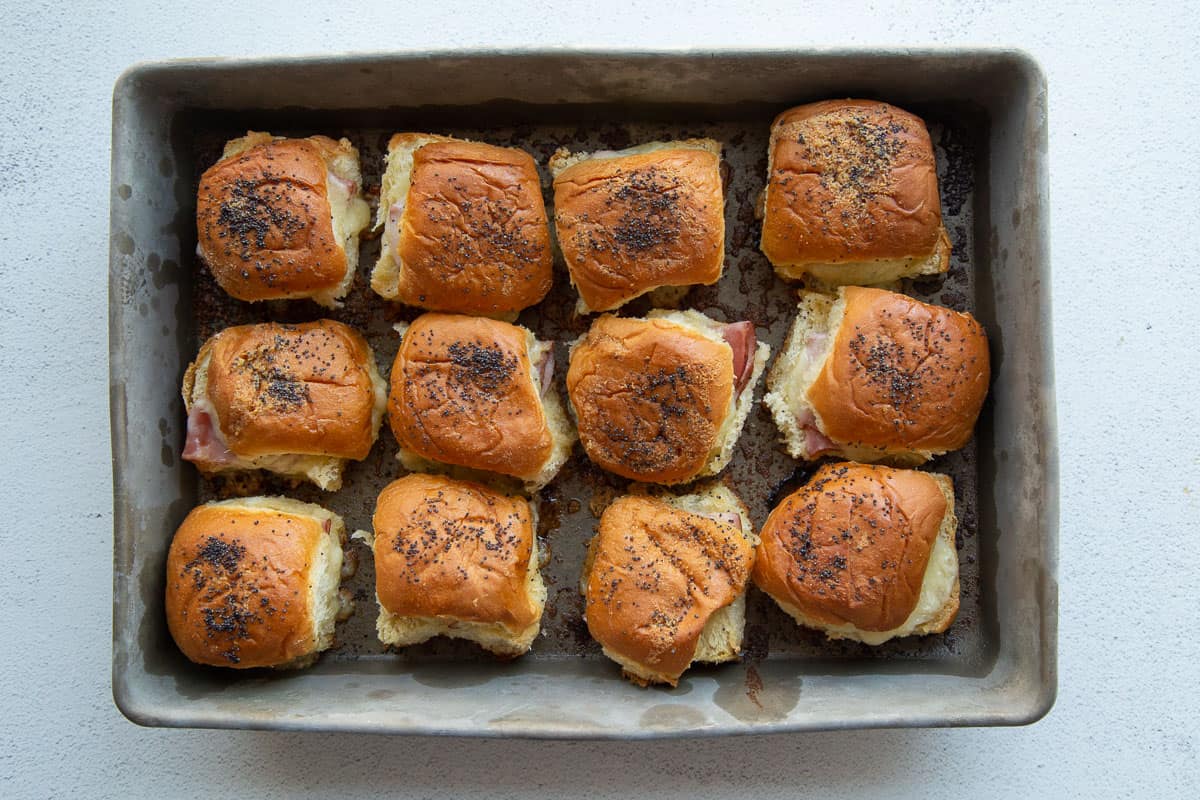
[{"xmin": 110, "ymin": 50, "xmax": 1056, "ymax": 737}]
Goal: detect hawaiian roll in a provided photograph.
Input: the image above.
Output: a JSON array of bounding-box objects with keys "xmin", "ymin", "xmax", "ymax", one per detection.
[
  {"xmin": 763, "ymin": 286, "xmax": 989, "ymax": 464},
  {"xmin": 181, "ymin": 319, "xmax": 387, "ymax": 491},
  {"xmin": 360, "ymin": 474, "xmax": 545, "ymax": 657},
  {"xmin": 550, "ymin": 140, "xmax": 725, "ymax": 313},
  {"xmin": 760, "ymin": 100, "xmax": 950, "ymax": 286},
  {"xmin": 753, "ymin": 463, "xmax": 959, "ymax": 644},
  {"xmin": 372, "ymin": 135, "xmax": 553, "ymax": 317},
  {"xmin": 165, "ymin": 496, "xmax": 348, "ymax": 669},
  {"xmin": 566, "ymin": 310, "xmax": 769, "ymax": 484},
  {"xmin": 196, "ymin": 131, "xmax": 370, "ymax": 306},
  {"xmin": 581, "ymin": 484, "xmax": 757, "ymax": 686},
  {"xmin": 387, "ymin": 313, "xmax": 574, "ymax": 491}
]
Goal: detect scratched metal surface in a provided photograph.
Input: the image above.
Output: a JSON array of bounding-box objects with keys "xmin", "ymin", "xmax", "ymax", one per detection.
[{"xmin": 186, "ymin": 110, "xmax": 987, "ymax": 676}]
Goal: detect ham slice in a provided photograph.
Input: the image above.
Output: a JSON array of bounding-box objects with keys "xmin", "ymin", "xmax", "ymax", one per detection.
[
  {"xmin": 721, "ymin": 321, "xmax": 757, "ymax": 395},
  {"xmin": 182, "ymin": 405, "xmax": 235, "ymax": 467},
  {"xmin": 536, "ymin": 349, "xmax": 556, "ymax": 395},
  {"xmin": 796, "ymin": 412, "xmax": 835, "ymax": 455},
  {"xmin": 795, "ymin": 408, "xmax": 836, "ymax": 457},
  {"xmin": 804, "ymin": 331, "xmax": 828, "ymax": 362},
  {"xmin": 805, "ymin": 426, "xmax": 836, "ymax": 456},
  {"xmin": 382, "ymin": 201, "xmax": 405, "ymax": 255},
  {"xmin": 796, "ymin": 332, "xmax": 835, "ymax": 454},
  {"xmin": 327, "ymin": 172, "xmax": 359, "ymax": 197}
]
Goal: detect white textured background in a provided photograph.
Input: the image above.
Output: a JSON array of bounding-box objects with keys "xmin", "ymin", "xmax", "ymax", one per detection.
[{"xmin": 2, "ymin": 1, "xmax": 1198, "ymax": 797}]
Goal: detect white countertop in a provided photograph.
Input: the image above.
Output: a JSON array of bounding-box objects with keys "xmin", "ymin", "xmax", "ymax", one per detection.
[{"xmin": 2, "ymin": 1, "xmax": 1198, "ymax": 796}]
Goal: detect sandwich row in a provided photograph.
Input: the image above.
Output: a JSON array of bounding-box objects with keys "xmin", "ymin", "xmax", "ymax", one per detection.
[
  {"xmin": 166, "ymin": 463, "xmax": 959, "ymax": 686},
  {"xmin": 197, "ymin": 100, "xmax": 952, "ymax": 317},
  {"xmin": 182, "ymin": 287, "xmax": 988, "ymax": 492}
]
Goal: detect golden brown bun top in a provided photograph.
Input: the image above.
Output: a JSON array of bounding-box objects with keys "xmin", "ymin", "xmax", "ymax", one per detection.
[
  {"xmin": 197, "ymin": 135, "xmax": 348, "ymax": 301},
  {"xmin": 753, "ymin": 463, "xmax": 947, "ymax": 632},
  {"xmin": 566, "ymin": 315, "xmax": 733, "ymax": 483},
  {"xmin": 197, "ymin": 319, "xmax": 380, "ymax": 459},
  {"xmin": 388, "ymin": 313, "xmax": 552, "ymax": 480},
  {"xmin": 372, "ymin": 474, "xmax": 538, "ymax": 630},
  {"xmin": 810, "ymin": 287, "xmax": 990, "ymax": 452},
  {"xmin": 395, "ymin": 140, "xmax": 553, "ymax": 315},
  {"xmin": 165, "ymin": 503, "xmax": 326, "ymax": 668},
  {"xmin": 585, "ymin": 495, "xmax": 754, "ymax": 681},
  {"xmin": 553, "ymin": 147, "xmax": 724, "ymax": 311},
  {"xmin": 762, "ymin": 100, "xmax": 945, "ymax": 265}
]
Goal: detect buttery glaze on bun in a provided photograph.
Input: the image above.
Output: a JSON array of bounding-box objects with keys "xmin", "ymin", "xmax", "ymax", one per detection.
[
  {"xmin": 566, "ymin": 310, "xmax": 769, "ymax": 484},
  {"xmin": 764, "ymin": 287, "xmax": 989, "ymax": 464},
  {"xmin": 182, "ymin": 319, "xmax": 387, "ymax": 491},
  {"xmin": 760, "ymin": 100, "xmax": 950, "ymax": 285},
  {"xmin": 360, "ymin": 474, "xmax": 545, "ymax": 657},
  {"xmin": 196, "ymin": 131, "xmax": 370, "ymax": 307},
  {"xmin": 165, "ymin": 496, "xmax": 347, "ymax": 669},
  {"xmin": 387, "ymin": 313, "xmax": 574, "ymax": 491},
  {"xmin": 753, "ymin": 463, "xmax": 959, "ymax": 644},
  {"xmin": 582, "ymin": 485, "xmax": 757, "ymax": 686},
  {"xmin": 372, "ymin": 135, "xmax": 553, "ymax": 317},
  {"xmin": 550, "ymin": 140, "xmax": 725, "ymax": 313}
]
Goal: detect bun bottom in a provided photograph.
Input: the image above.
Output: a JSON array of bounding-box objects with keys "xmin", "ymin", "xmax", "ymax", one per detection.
[
  {"xmin": 201, "ymin": 450, "xmax": 349, "ymax": 491},
  {"xmin": 375, "ymin": 612, "xmax": 542, "ymax": 658},
  {"xmin": 364, "ymin": 531, "xmax": 546, "ymax": 658},
  {"xmin": 763, "ymin": 579, "xmax": 960, "ymax": 645},
  {"xmin": 771, "ymin": 227, "xmax": 950, "ymax": 288}
]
